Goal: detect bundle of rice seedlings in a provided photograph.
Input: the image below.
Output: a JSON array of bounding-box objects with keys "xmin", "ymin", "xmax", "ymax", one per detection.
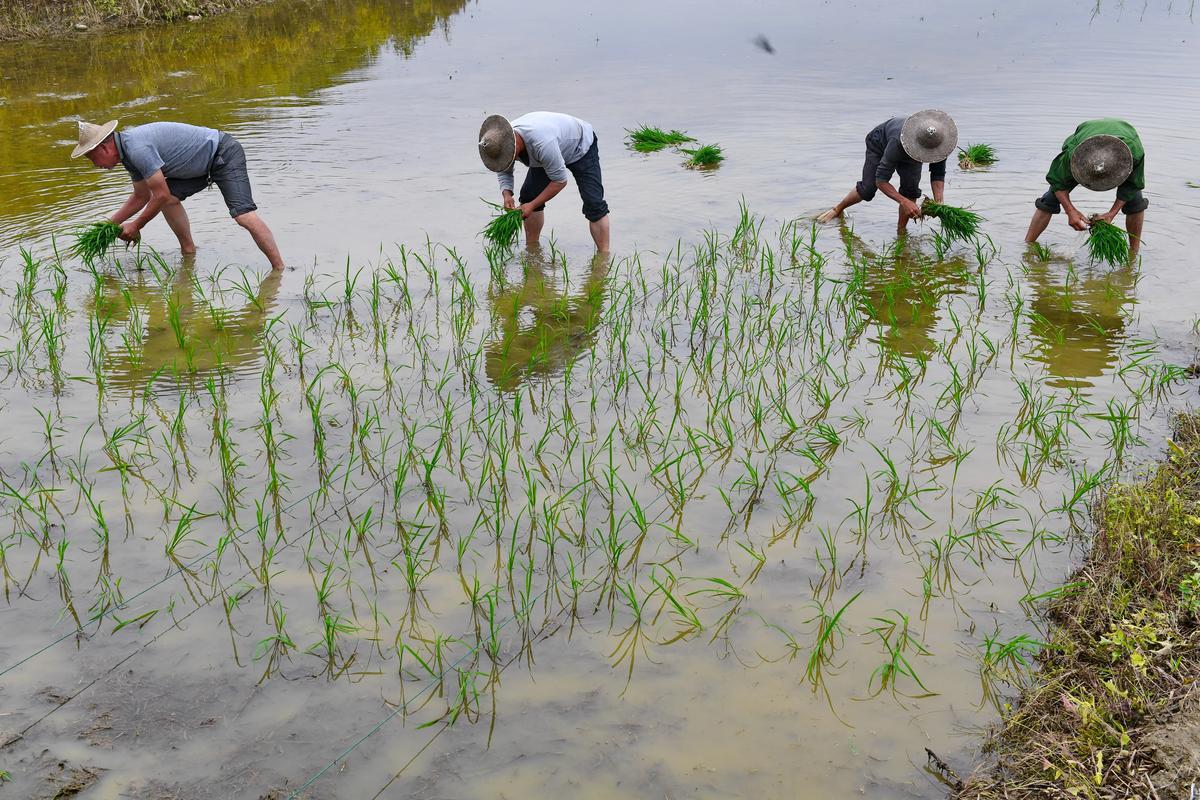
[
  {"xmin": 68, "ymin": 220, "xmax": 122, "ymax": 263},
  {"xmin": 681, "ymin": 144, "xmax": 724, "ymax": 169},
  {"xmin": 625, "ymin": 125, "xmax": 695, "ymax": 153},
  {"xmin": 1086, "ymin": 218, "xmax": 1130, "ymax": 266},
  {"xmin": 920, "ymin": 199, "xmax": 982, "ymax": 242},
  {"xmin": 480, "ymin": 201, "xmax": 523, "ymax": 248},
  {"xmin": 957, "ymin": 142, "xmax": 997, "ymax": 169}
]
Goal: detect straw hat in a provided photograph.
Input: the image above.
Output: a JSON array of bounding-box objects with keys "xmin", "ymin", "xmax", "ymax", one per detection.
[
  {"xmin": 1070, "ymin": 134, "xmax": 1133, "ymax": 192},
  {"xmin": 900, "ymin": 110, "xmax": 958, "ymax": 163},
  {"xmin": 71, "ymin": 119, "xmax": 118, "ymax": 158},
  {"xmin": 478, "ymin": 115, "xmax": 515, "ymax": 172}
]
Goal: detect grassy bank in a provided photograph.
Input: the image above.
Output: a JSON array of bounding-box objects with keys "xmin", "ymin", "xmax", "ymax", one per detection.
[
  {"xmin": 0, "ymin": 0, "xmax": 261, "ymax": 40},
  {"xmin": 958, "ymin": 412, "xmax": 1200, "ymax": 799}
]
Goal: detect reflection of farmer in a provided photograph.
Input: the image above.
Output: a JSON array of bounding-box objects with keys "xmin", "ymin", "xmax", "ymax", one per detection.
[
  {"xmin": 1023, "ymin": 251, "xmax": 1136, "ymax": 389},
  {"xmin": 1024, "ymin": 119, "xmax": 1147, "ymax": 259},
  {"xmin": 478, "ymin": 112, "xmax": 610, "ymax": 252},
  {"xmin": 90, "ymin": 257, "xmax": 282, "ymax": 389},
  {"xmin": 817, "ymin": 110, "xmax": 958, "ymax": 237},
  {"xmin": 840, "ymin": 223, "xmax": 966, "ymax": 359},
  {"xmin": 71, "ymin": 119, "xmax": 285, "ymax": 270},
  {"xmin": 485, "ymin": 250, "xmax": 610, "ymax": 391}
]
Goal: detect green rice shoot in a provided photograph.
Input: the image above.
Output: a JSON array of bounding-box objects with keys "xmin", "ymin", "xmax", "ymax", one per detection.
[
  {"xmin": 68, "ymin": 220, "xmax": 122, "ymax": 263},
  {"xmin": 958, "ymin": 142, "xmax": 998, "ymax": 169},
  {"xmin": 1086, "ymin": 218, "xmax": 1130, "ymax": 267},
  {"xmin": 625, "ymin": 125, "xmax": 695, "ymax": 153},
  {"xmin": 921, "ymin": 199, "xmax": 982, "ymax": 242},
  {"xmin": 480, "ymin": 200, "xmax": 523, "ymax": 248},
  {"xmin": 681, "ymin": 144, "xmax": 724, "ymax": 169}
]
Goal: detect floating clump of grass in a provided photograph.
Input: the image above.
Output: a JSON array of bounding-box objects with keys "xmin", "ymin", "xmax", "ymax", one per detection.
[
  {"xmin": 625, "ymin": 125, "xmax": 695, "ymax": 153},
  {"xmin": 957, "ymin": 142, "xmax": 997, "ymax": 169},
  {"xmin": 681, "ymin": 144, "xmax": 724, "ymax": 169},
  {"xmin": 480, "ymin": 201, "xmax": 523, "ymax": 248},
  {"xmin": 920, "ymin": 199, "xmax": 982, "ymax": 242},
  {"xmin": 68, "ymin": 220, "xmax": 122, "ymax": 263},
  {"xmin": 1086, "ymin": 218, "xmax": 1130, "ymax": 267}
]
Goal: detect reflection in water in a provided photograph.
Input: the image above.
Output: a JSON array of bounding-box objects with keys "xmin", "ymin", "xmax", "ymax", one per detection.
[
  {"xmin": 486, "ymin": 249, "xmax": 610, "ymax": 391},
  {"xmin": 0, "ymin": 0, "xmax": 468, "ymax": 236},
  {"xmin": 89, "ymin": 257, "xmax": 281, "ymax": 390},
  {"xmin": 1023, "ymin": 248, "xmax": 1137, "ymax": 389},
  {"xmin": 839, "ymin": 223, "xmax": 968, "ymax": 360}
]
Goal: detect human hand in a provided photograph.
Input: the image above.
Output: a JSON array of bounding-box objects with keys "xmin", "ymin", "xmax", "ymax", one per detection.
[
  {"xmin": 900, "ymin": 197, "xmax": 921, "ymax": 220},
  {"xmin": 1090, "ymin": 211, "xmax": 1117, "ymax": 226},
  {"xmin": 519, "ymin": 202, "xmax": 536, "ymax": 220},
  {"xmin": 502, "ymin": 192, "xmax": 516, "ymax": 211},
  {"xmin": 118, "ymin": 220, "xmax": 141, "ymax": 243},
  {"xmin": 1066, "ymin": 209, "xmax": 1089, "ymax": 231}
]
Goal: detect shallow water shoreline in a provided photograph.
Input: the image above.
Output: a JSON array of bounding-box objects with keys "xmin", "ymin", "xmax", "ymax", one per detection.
[{"xmin": 0, "ymin": 0, "xmax": 266, "ymax": 41}]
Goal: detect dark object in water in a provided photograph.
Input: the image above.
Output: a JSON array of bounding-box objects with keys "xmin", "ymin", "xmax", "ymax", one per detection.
[{"xmin": 752, "ymin": 34, "xmax": 775, "ymax": 54}]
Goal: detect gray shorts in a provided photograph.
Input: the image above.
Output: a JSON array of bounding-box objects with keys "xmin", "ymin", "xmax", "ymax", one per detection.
[
  {"xmin": 167, "ymin": 133, "xmax": 258, "ymax": 218},
  {"xmin": 1035, "ymin": 189, "xmax": 1148, "ymax": 215},
  {"xmin": 519, "ymin": 135, "xmax": 609, "ymax": 222}
]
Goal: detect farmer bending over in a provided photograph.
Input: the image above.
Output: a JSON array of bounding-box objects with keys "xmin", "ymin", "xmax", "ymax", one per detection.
[
  {"xmin": 478, "ymin": 112, "xmax": 610, "ymax": 252},
  {"xmin": 71, "ymin": 119, "xmax": 285, "ymax": 270},
  {"xmin": 817, "ymin": 110, "xmax": 958, "ymax": 237},
  {"xmin": 1024, "ymin": 119, "xmax": 1146, "ymax": 259}
]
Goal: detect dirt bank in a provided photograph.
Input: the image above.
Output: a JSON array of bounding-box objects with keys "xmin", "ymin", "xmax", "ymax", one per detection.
[
  {"xmin": 0, "ymin": 0, "xmax": 262, "ymax": 40},
  {"xmin": 957, "ymin": 413, "xmax": 1200, "ymax": 799}
]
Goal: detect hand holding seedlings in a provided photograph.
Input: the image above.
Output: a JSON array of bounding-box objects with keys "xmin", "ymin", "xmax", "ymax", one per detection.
[{"xmin": 118, "ymin": 219, "xmax": 142, "ymax": 243}]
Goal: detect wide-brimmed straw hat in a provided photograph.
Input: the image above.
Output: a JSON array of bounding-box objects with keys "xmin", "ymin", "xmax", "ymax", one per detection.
[
  {"xmin": 1070, "ymin": 134, "xmax": 1133, "ymax": 192},
  {"xmin": 71, "ymin": 119, "xmax": 119, "ymax": 158},
  {"xmin": 900, "ymin": 110, "xmax": 958, "ymax": 163},
  {"xmin": 478, "ymin": 115, "xmax": 515, "ymax": 172}
]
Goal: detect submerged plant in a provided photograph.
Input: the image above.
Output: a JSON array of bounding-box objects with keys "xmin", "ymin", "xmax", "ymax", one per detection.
[
  {"xmin": 1086, "ymin": 219, "xmax": 1130, "ymax": 267},
  {"xmin": 480, "ymin": 201, "xmax": 523, "ymax": 249},
  {"xmin": 68, "ymin": 221, "xmax": 122, "ymax": 263},
  {"xmin": 921, "ymin": 199, "xmax": 982, "ymax": 243},
  {"xmin": 681, "ymin": 144, "xmax": 724, "ymax": 169},
  {"xmin": 958, "ymin": 143, "xmax": 997, "ymax": 169},
  {"xmin": 625, "ymin": 125, "xmax": 695, "ymax": 153}
]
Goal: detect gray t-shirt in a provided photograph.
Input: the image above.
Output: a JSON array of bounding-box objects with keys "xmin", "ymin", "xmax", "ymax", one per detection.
[
  {"xmin": 872, "ymin": 116, "xmax": 947, "ymax": 185},
  {"xmin": 116, "ymin": 122, "xmax": 221, "ymax": 183},
  {"xmin": 497, "ymin": 112, "xmax": 596, "ymax": 193}
]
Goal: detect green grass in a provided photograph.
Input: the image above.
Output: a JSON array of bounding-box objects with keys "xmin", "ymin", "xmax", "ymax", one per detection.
[
  {"xmin": 480, "ymin": 201, "xmax": 523, "ymax": 249},
  {"xmin": 681, "ymin": 144, "xmax": 724, "ymax": 169},
  {"xmin": 625, "ymin": 125, "xmax": 695, "ymax": 153},
  {"xmin": 68, "ymin": 220, "xmax": 122, "ymax": 264},
  {"xmin": 1086, "ymin": 219, "xmax": 1130, "ymax": 267},
  {"xmin": 921, "ymin": 199, "xmax": 982, "ymax": 242},
  {"xmin": 958, "ymin": 143, "xmax": 997, "ymax": 169}
]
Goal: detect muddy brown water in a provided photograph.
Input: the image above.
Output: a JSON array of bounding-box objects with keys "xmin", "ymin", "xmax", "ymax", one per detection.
[{"xmin": 1, "ymin": 0, "xmax": 1200, "ymax": 797}]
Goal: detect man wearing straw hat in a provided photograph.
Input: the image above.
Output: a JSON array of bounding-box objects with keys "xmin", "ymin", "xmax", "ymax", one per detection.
[
  {"xmin": 1024, "ymin": 119, "xmax": 1146, "ymax": 259},
  {"xmin": 71, "ymin": 119, "xmax": 285, "ymax": 270},
  {"xmin": 478, "ymin": 112, "xmax": 610, "ymax": 252},
  {"xmin": 817, "ymin": 110, "xmax": 958, "ymax": 237}
]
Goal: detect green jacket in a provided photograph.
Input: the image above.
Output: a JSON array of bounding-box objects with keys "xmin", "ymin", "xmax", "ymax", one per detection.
[{"xmin": 1046, "ymin": 118, "xmax": 1145, "ymax": 202}]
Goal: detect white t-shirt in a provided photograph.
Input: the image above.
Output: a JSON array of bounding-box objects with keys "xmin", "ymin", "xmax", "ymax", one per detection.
[{"xmin": 497, "ymin": 112, "xmax": 595, "ymax": 193}]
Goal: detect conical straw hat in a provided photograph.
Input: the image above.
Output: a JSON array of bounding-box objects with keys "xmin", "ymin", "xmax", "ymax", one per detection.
[
  {"xmin": 900, "ymin": 110, "xmax": 958, "ymax": 163},
  {"xmin": 478, "ymin": 115, "xmax": 515, "ymax": 172},
  {"xmin": 1070, "ymin": 134, "xmax": 1133, "ymax": 192},
  {"xmin": 71, "ymin": 119, "xmax": 118, "ymax": 158}
]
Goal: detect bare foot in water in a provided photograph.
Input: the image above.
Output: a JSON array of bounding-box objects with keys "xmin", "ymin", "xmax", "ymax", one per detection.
[{"xmin": 816, "ymin": 207, "xmax": 841, "ymax": 224}]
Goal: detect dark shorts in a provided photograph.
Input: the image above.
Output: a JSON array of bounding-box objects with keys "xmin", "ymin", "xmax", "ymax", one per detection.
[
  {"xmin": 519, "ymin": 135, "xmax": 609, "ymax": 222},
  {"xmin": 1035, "ymin": 189, "xmax": 1148, "ymax": 215},
  {"xmin": 166, "ymin": 133, "xmax": 258, "ymax": 218},
  {"xmin": 855, "ymin": 138, "xmax": 922, "ymax": 203}
]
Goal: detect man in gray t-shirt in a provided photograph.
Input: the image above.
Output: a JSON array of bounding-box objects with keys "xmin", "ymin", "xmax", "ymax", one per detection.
[
  {"xmin": 478, "ymin": 112, "xmax": 610, "ymax": 252},
  {"xmin": 71, "ymin": 119, "xmax": 284, "ymax": 270}
]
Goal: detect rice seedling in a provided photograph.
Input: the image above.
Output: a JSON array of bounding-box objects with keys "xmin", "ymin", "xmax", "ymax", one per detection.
[
  {"xmin": 624, "ymin": 125, "xmax": 695, "ymax": 153},
  {"xmin": 920, "ymin": 199, "xmax": 982, "ymax": 243},
  {"xmin": 957, "ymin": 142, "xmax": 997, "ymax": 169},
  {"xmin": 68, "ymin": 221, "xmax": 123, "ymax": 264},
  {"xmin": 480, "ymin": 200, "xmax": 523, "ymax": 249},
  {"xmin": 681, "ymin": 144, "xmax": 724, "ymax": 169},
  {"xmin": 1086, "ymin": 218, "xmax": 1130, "ymax": 267}
]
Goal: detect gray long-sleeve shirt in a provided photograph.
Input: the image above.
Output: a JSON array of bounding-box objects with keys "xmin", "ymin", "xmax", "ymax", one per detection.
[
  {"xmin": 871, "ymin": 116, "xmax": 947, "ymax": 186},
  {"xmin": 497, "ymin": 112, "xmax": 596, "ymax": 194},
  {"xmin": 115, "ymin": 121, "xmax": 221, "ymax": 183}
]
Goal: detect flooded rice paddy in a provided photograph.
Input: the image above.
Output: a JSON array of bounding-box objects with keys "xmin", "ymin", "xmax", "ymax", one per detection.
[{"xmin": 2, "ymin": 0, "xmax": 1200, "ymax": 797}]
